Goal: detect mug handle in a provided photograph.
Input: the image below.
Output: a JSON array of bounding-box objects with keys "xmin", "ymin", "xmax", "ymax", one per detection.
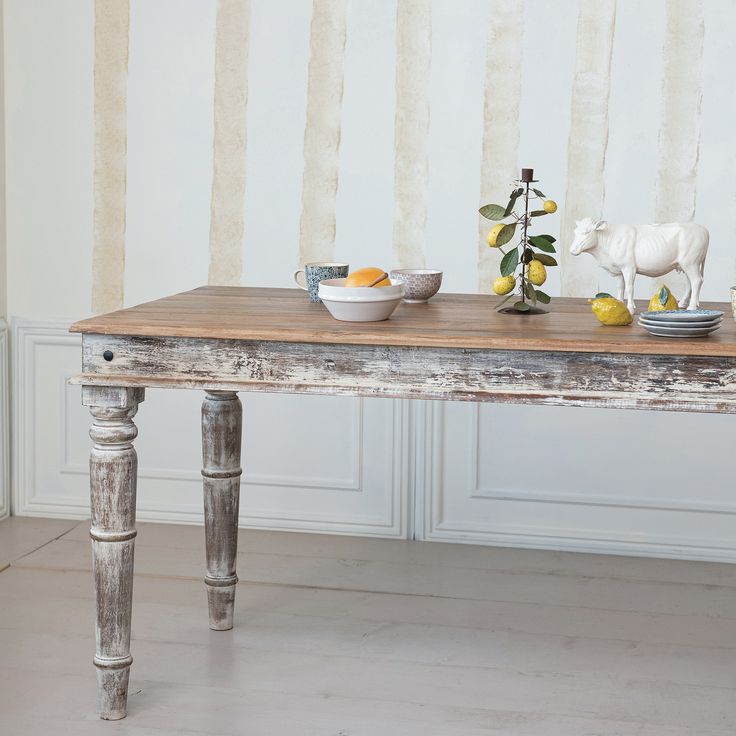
[{"xmin": 293, "ymin": 269, "xmax": 308, "ymax": 290}]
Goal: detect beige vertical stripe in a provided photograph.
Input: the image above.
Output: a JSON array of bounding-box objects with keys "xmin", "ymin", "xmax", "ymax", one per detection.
[
  {"xmin": 208, "ymin": 0, "xmax": 251, "ymax": 286},
  {"xmin": 392, "ymin": 0, "xmax": 431, "ymax": 269},
  {"xmin": 92, "ymin": 0, "xmax": 129, "ymax": 313},
  {"xmin": 477, "ymin": 1, "xmax": 523, "ymax": 293},
  {"xmin": 560, "ymin": 0, "xmax": 616, "ymax": 298},
  {"xmin": 298, "ymin": 0, "xmax": 347, "ymax": 267},
  {"xmin": 653, "ymin": 0, "xmax": 704, "ymax": 295}
]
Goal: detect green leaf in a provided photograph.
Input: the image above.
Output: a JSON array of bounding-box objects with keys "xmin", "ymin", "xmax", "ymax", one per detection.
[
  {"xmin": 522, "ymin": 248, "xmax": 534, "ymax": 264},
  {"xmin": 495, "ymin": 223, "xmax": 517, "ymax": 247},
  {"xmin": 495, "ymin": 293, "xmax": 515, "ymax": 311},
  {"xmin": 503, "ymin": 189, "xmax": 523, "ymax": 217},
  {"xmin": 479, "ymin": 204, "xmax": 506, "ymax": 220},
  {"xmin": 659, "ymin": 286, "xmax": 670, "ymax": 306},
  {"xmin": 528, "ymin": 235, "xmax": 556, "ymax": 253},
  {"xmin": 535, "ymin": 289, "xmax": 551, "ymax": 304},
  {"xmin": 500, "ymin": 248, "xmax": 519, "ymax": 277},
  {"xmin": 530, "ymin": 210, "xmax": 548, "ymax": 217},
  {"xmin": 538, "ymin": 234, "xmax": 556, "ymax": 243},
  {"xmin": 595, "ymin": 292, "xmax": 613, "ymax": 299},
  {"xmin": 524, "ymin": 281, "xmax": 536, "ymax": 300},
  {"xmin": 532, "ymin": 188, "xmax": 546, "ymax": 198},
  {"xmin": 532, "ymin": 253, "xmax": 557, "ymax": 267},
  {"xmin": 513, "ymin": 301, "xmax": 531, "ymax": 312}
]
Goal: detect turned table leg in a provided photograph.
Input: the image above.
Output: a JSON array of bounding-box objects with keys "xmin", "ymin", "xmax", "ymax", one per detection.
[
  {"xmin": 83, "ymin": 385, "xmax": 145, "ymax": 720},
  {"xmin": 201, "ymin": 390, "xmax": 243, "ymax": 630}
]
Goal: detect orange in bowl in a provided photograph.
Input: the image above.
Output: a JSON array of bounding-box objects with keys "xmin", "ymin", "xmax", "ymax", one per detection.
[{"xmin": 344, "ymin": 267, "xmax": 391, "ymax": 288}]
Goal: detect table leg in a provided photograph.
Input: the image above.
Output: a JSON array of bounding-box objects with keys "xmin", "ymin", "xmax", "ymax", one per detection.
[
  {"xmin": 201, "ymin": 390, "xmax": 243, "ymax": 630},
  {"xmin": 82, "ymin": 385, "xmax": 145, "ymax": 720}
]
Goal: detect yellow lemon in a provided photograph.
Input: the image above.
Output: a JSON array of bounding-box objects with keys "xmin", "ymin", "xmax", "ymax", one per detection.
[
  {"xmin": 589, "ymin": 296, "xmax": 633, "ymax": 326},
  {"xmin": 345, "ymin": 267, "xmax": 390, "ymax": 288},
  {"xmin": 543, "ymin": 199, "xmax": 557, "ymax": 214},
  {"xmin": 648, "ymin": 284, "xmax": 678, "ymax": 311},
  {"xmin": 487, "ymin": 223, "xmax": 505, "ymax": 248},
  {"xmin": 492, "ymin": 275, "xmax": 516, "ymax": 295},
  {"xmin": 527, "ymin": 260, "xmax": 547, "ymax": 286}
]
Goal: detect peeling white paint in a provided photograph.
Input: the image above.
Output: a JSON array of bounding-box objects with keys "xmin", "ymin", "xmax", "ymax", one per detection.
[
  {"xmin": 208, "ymin": 0, "xmax": 251, "ymax": 287},
  {"xmin": 477, "ymin": 1, "xmax": 523, "ymax": 293},
  {"xmin": 560, "ymin": 0, "xmax": 616, "ymax": 298},
  {"xmin": 653, "ymin": 0, "xmax": 704, "ymax": 298},
  {"xmin": 392, "ymin": 0, "xmax": 431, "ymax": 269},
  {"xmin": 298, "ymin": 0, "xmax": 347, "ymax": 267},
  {"xmin": 91, "ymin": 0, "xmax": 129, "ymax": 313}
]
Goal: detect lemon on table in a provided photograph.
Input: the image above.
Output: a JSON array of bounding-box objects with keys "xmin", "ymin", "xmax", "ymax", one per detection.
[
  {"xmin": 527, "ymin": 260, "xmax": 547, "ymax": 286},
  {"xmin": 543, "ymin": 199, "xmax": 557, "ymax": 214},
  {"xmin": 492, "ymin": 275, "xmax": 516, "ymax": 295},
  {"xmin": 589, "ymin": 296, "xmax": 633, "ymax": 325},
  {"xmin": 648, "ymin": 284, "xmax": 678, "ymax": 311},
  {"xmin": 487, "ymin": 223, "xmax": 505, "ymax": 248},
  {"xmin": 344, "ymin": 267, "xmax": 390, "ymax": 287}
]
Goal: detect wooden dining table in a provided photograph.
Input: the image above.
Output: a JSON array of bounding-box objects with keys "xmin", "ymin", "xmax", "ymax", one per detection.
[{"xmin": 69, "ymin": 286, "xmax": 736, "ymax": 720}]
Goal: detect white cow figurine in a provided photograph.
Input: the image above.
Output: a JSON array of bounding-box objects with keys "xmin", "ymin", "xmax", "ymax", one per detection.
[{"xmin": 569, "ymin": 219, "xmax": 709, "ymax": 313}]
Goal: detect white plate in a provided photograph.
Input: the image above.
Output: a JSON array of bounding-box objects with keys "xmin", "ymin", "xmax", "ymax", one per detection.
[
  {"xmin": 638, "ymin": 320, "xmax": 721, "ymax": 338},
  {"xmin": 639, "ymin": 309, "xmax": 724, "ymax": 323},
  {"xmin": 639, "ymin": 316, "xmax": 722, "ymax": 328}
]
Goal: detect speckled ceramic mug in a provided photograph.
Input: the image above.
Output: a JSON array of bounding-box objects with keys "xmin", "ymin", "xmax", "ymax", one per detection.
[
  {"xmin": 294, "ymin": 262, "xmax": 349, "ymax": 302},
  {"xmin": 731, "ymin": 286, "xmax": 736, "ymax": 320}
]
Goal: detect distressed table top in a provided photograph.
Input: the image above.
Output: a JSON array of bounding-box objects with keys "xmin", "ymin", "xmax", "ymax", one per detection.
[{"xmin": 70, "ymin": 286, "xmax": 736, "ymax": 357}]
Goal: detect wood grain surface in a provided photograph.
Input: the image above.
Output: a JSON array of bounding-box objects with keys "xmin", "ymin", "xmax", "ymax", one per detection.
[{"xmin": 70, "ymin": 286, "xmax": 736, "ymax": 357}]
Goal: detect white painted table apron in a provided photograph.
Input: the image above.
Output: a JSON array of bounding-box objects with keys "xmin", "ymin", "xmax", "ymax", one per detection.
[{"xmin": 70, "ymin": 287, "xmax": 736, "ymax": 719}]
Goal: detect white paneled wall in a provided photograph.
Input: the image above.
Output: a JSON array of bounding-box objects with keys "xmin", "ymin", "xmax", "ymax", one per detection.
[
  {"xmin": 4, "ymin": 0, "xmax": 736, "ymax": 560},
  {"xmin": 0, "ymin": 321, "xmax": 8, "ymax": 519},
  {"xmin": 13, "ymin": 323, "xmax": 409, "ymax": 537},
  {"xmin": 422, "ymin": 402, "xmax": 736, "ymax": 562}
]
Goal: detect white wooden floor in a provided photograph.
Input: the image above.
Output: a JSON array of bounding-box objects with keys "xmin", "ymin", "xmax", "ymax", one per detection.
[{"xmin": 0, "ymin": 517, "xmax": 735, "ymax": 735}]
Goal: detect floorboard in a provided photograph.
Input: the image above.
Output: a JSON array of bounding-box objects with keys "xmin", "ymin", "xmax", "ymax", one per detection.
[{"xmin": 1, "ymin": 516, "xmax": 734, "ymax": 734}]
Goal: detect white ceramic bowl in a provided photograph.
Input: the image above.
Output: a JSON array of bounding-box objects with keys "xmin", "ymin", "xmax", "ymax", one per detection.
[
  {"xmin": 389, "ymin": 269, "xmax": 443, "ymax": 302},
  {"xmin": 318, "ymin": 278, "xmax": 405, "ymax": 322}
]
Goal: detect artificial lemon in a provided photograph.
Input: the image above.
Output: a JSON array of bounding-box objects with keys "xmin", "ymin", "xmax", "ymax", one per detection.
[
  {"xmin": 589, "ymin": 296, "xmax": 633, "ymax": 326},
  {"xmin": 543, "ymin": 199, "xmax": 557, "ymax": 214},
  {"xmin": 492, "ymin": 275, "xmax": 516, "ymax": 295},
  {"xmin": 527, "ymin": 260, "xmax": 547, "ymax": 286},
  {"xmin": 345, "ymin": 267, "xmax": 390, "ymax": 288},
  {"xmin": 648, "ymin": 284, "xmax": 678, "ymax": 311},
  {"xmin": 487, "ymin": 223, "xmax": 505, "ymax": 248}
]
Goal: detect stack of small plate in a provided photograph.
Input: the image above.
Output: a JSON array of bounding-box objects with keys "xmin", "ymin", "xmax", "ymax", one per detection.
[{"xmin": 638, "ymin": 309, "xmax": 724, "ymax": 338}]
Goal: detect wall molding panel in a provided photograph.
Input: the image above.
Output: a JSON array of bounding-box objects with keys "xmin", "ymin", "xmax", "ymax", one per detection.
[
  {"xmin": 13, "ymin": 321, "xmax": 409, "ymax": 538},
  {"xmin": 0, "ymin": 321, "xmax": 8, "ymax": 518},
  {"xmin": 11, "ymin": 320, "xmax": 736, "ymax": 561},
  {"xmin": 420, "ymin": 401, "xmax": 736, "ymax": 563}
]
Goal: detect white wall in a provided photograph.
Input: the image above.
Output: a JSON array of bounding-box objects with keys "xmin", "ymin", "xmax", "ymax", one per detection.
[
  {"xmin": 4, "ymin": 0, "xmax": 736, "ymax": 560},
  {"xmin": 0, "ymin": 320, "xmax": 7, "ymax": 519},
  {"xmin": 0, "ymin": 3, "xmax": 7, "ymax": 517}
]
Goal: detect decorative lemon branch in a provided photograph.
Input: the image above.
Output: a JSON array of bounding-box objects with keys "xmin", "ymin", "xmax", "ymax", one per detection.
[{"xmin": 480, "ymin": 168, "xmax": 558, "ymax": 313}]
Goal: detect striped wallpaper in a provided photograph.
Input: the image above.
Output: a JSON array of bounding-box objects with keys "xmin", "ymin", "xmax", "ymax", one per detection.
[{"xmin": 77, "ymin": 0, "xmax": 728, "ymax": 312}]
